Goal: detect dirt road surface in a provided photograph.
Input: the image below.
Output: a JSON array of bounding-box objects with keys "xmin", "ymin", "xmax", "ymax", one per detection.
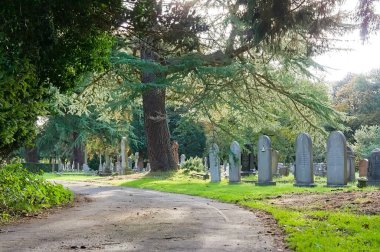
[{"xmin": 0, "ymin": 181, "xmax": 285, "ymax": 252}]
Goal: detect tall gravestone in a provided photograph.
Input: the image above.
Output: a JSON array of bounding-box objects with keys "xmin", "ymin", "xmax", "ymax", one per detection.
[
  {"xmin": 229, "ymin": 141, "xmax": 241, "ymax": 183},
  {"xmin": 271, "ymin": 150, "xmax": 279, "ymax": 176},
  {"xmin": 294, "ymin": 133, "xmax": 315, "ymax": 187},
  {"xmin": 83, "ymin": 150, "xmax": 90, "ymax": 172},
  {"xmin": 98, "ymin": 154, "xmax": 103, "ymax": 173},
  {"xmin": 359, "ymin": 159, "xmax": 368, "ymax": 177},
  {"xmin": 121, "ymin": 137, "xmax": 127, "ymax": 175},
  {"xmin": 367, "ymin": 148, "xmax": 380, "ymax": 186},
  {"xmin": 326, "ymin": 131, "xmax": 347, "ymax": 186},
  {"xmin": 256, "ymin": 135, "xmax": 276, "ymax": 186},
  {"xmin": 209, "ymin": 143, "xmax": 221, "ymax": 182},
  {"xmin": 346, "ymin": 146, "xmax": 355, "ymax": 182}
]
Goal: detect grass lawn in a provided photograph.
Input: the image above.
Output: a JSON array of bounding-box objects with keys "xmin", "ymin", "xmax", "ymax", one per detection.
[{"xmin": 45, "ymin": 172, "xmax": 380, "ymax": 251}]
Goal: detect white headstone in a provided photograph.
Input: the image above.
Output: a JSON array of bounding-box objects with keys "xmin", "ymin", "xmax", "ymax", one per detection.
[
  {"xmin": 134, "ymin": 152, "xmax": 139, "ymax": 170},
  {"xmin": 209, "ymin": 143, "xmax": 221, "ymax": 182},
  {"xmin": 229, "ymin": 141, "xmax": 241, "ymax": 183},
  {"xmin": 180, "ymin": 154, "xmax": 186, "ymax": 166}
]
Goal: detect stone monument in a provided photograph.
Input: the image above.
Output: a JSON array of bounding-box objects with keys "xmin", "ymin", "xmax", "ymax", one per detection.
[
  {"xmin": 121, "ymin": 137, "xmax": 127, "ymax": 175},
  {"xmin": 180, "ymin": 154, "xmax": 186, "ymax": 166},
  {"xmin": 256, "ymin": 135, "xmax": 276, "ymax": 186},
  {"xmin": 294, "ymin": 133, "xmax": 315, "ymax": 187},
  {"xmin": 367, "ymin": 148, "xmax": 380, "ymax": 186},
  {"xmin": 358, "ymin": 159, "xmax": 368, "ymax": 177},
  {"xmin": 209, "ymin": 143, "xmax": 221, "ymax": 182},
  {"xmin": 229, "ymin": 141, "xmax": 241, "ymax": 183},
  {"xmin": 346, "ymin": 146, "xmax": 355, "ymax": 182},
  {"xmin": 271, "ymin": 150, "xmax": 279, "ymax": 176},
  {"xmin": 326, "ymin": 131, "xmax": 347, "ymax": 187}
]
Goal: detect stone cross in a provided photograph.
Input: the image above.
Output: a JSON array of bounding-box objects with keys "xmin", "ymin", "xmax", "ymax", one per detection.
[
  {"xmin": 256, "ymin": 135, "xmax": 276, "ymax": 186},
  {"xmin": 346, "ymin": 146, "xmax": 355, "ymax": 182},
  {"xmin": 367, "ymin": 148, "xmax": 380, "ymax": 186},
  {"xmin": 271, "ymin": 150, "xmax": 279, "ymax": 176},
  {"xmin": 228, "ymin": 141, "xmax": 241, "ymax": 183},
  {"xmin": 358, "ymin": 159, "xmax": 368, "ymax": 177},
  {"xmin": 121, "ymin": 137, "xmax": 127, "ymax": 175},
  {"xmin": 326, "ymin": 131, "xmax": 347, "ymax": 186},
  {"xmin": 294, "ymin": 133, "xmax": 315, "ymax": 187},
  {"xmin": 209, "ymin": 143, "xmax": 221, "ymax": 182},
  {"xmin": 180, "ymin": 154, "xmax": 186, "ymax": 166}
]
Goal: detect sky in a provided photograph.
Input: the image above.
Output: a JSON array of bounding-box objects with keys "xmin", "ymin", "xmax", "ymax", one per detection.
[{"xmin": 314, "ymin": 0, "xmax": 380, "ymax": 82}]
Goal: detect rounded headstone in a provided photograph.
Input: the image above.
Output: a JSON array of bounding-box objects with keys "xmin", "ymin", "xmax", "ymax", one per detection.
[
  {"xmin": 209, "ymin": 143, "xmax": 221, "ymax": 182},
  {"xmin": 294, "ymin": 133, "xmax": 315, "ymax": 187},
  {"xmin": 229, "ymin": 141, "xmax": 241, "ymax": 183},
  {"xmin": 256, "ymin": 135, "xmax": 276, "ymax": 186},
  {"xmin": 326, "ymin": 131, "xmax": 347, "ymax": 187},
  {"xmin": 367, "ymin": 148, "xmax": 380, "ymax": 186}
]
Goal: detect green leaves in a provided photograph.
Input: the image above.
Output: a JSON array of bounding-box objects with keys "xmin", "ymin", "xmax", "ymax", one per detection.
[{"xmin": 0, "ymin": 163, "xmax": 73, "ymax": 223}]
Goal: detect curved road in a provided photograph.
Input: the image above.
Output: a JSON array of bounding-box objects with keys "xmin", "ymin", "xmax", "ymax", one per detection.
[{"xmin": 0, "ymin": 181, "xmax": 283, "ymax": 251}]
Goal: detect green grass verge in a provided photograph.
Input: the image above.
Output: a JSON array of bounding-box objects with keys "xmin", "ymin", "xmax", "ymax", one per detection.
[{"xmin": 119, "ymin": 172, "xmax": 380, "ymax": 252}]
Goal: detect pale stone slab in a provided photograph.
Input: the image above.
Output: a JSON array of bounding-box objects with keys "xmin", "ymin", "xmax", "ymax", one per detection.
[
  {"xmin": 209, "ymin": 143, "xmax": 221, "ymax": 182},
  {"xmin": 256, "ymin": 135, "xmax": 276, "ymax": 186},
  {"xmin": 121, "ymin": 137, "xmax": 127, "ymax": 175},
  {"xmin": 180, "ymin": 154, "xmax": 186, "ymax": 166},
  {"xmin": 229, "ymin": 141, "xmax": 241, "ymax": 183},
  {"xmin": 271, "ymin": 150, "xmax": 279, "ymax": 176},
  {"xmin": 326, "ymin": 131, "xmax": 347, "ymax": 186},
  {"xmin": 294, "ymin": 133, "xmax": 315, "ymax": 187}
]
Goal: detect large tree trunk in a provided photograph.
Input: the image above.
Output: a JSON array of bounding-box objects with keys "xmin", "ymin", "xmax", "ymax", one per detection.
[
  {"xmin": 142, "ymin": 87, "xmax": 177, "ymax": 171},
  {"xmin": 71, "ymin": 132, "xmax": 84, "ymax": 169}
]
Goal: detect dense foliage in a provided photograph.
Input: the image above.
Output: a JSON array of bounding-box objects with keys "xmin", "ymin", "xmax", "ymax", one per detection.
[
  {"xmin": 0, "ymin": 0, "xmax": 122, "ymax": 158},
  {"xmin": 0, "ymin": 164, "xmax": 73, "ymax": 223},
  {"xmin": 353, "ymin": 125, "xmax": 380, "ymax": 158}
]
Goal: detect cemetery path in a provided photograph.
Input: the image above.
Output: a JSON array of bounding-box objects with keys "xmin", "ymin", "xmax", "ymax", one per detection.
[{"xmin": 0, "ymin": 181, "xmax": 286, "ymax": 252}]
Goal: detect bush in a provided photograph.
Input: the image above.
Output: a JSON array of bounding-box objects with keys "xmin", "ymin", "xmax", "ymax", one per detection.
[
  {"xmin": 181, "ymin": 157, "xmax": 205, "ymax": 174},
  {"xmin": 0, "ymin": 163, "xmax": 73, "ymax": 223},
  {"xmin": 21, "ymin": 162, "xmax": 53, "ymax": 173}
]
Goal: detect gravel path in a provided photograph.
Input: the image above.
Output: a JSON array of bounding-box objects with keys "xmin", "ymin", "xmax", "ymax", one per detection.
[{"xmin": 0, "ymin": 181, "xmax": 284, "ymax": 251}]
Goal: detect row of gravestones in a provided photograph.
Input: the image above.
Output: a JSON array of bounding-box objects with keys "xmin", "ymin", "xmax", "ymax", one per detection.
[{"xmin": 207, "ymin": 131, "xmax": 380, "ymax": 187}]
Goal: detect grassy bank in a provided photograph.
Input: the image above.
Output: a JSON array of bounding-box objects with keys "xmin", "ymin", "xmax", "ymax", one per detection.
[{"xmin": 0, "ymin": 164, "xmax": 73, "ymax": 224}]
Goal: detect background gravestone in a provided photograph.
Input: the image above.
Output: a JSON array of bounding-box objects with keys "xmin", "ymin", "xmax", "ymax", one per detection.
[
  {"xmin": 241, "ymin": 144, "xmax": 254, "ymax": 172},
  {"xmin": 271, "ymin": 150, "xmax": 279, "ymax": 176},
  {"xmin": 256, "ymin": 135, "xmax": 276, "ymax": 186},
  {"xmin": 346, "ymin": 146, "xmax": 355, "ymax": 182},
  {"xmin": 209, "ymin": 143, "xmax": 221, "ymax": 182},
  {"xmin": 367, "ymin": 148, "xmax": 380, "ymax": 186},
  {"xmin": 120, "ymin": 137, "xmax": 127, "ymax": 175},
  {"xmin": 326, "ymin": 131, "xmax": 347, "ymax": 187},
  {"xmin": 180, "ymin": 154, "xmax": 186, "ymax": 166},
  {"xmin": 358, "ymin": 159, "xmax": 368, "ymax": 177},
  {"xmin": 228, "ymin": 141, "xmax": 241, "ymax": 183},
  {"xmin": 294, "ymin": 133, "xmax": 315, "ymax": 187}
]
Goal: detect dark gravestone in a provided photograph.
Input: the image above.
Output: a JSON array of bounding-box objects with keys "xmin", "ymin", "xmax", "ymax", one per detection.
[
  {"xmin": 367, "ymin": 148, "xmax": 380, "ymax": 186},
  {"xmin": 241, "ymin": 144, "xmax": 254, "ymax": 172},
  {"xmin": 346, "ymin": 146, "xmax": 355, "ymax": 182}
]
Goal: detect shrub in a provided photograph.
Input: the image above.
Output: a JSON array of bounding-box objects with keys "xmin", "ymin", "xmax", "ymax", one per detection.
[
  {"xmin": 181, "ymin": 157, "xmax": 205, "ymax": 174},
  {"xmin": 0, "ymin": 163, "xmax": 73, "ymax": 223}
]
